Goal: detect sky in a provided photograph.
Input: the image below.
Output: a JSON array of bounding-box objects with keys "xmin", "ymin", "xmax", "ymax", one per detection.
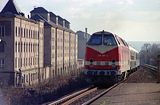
[{"xmin": 0, "ymin": 0, "xmax": 160, "ymax": 41}]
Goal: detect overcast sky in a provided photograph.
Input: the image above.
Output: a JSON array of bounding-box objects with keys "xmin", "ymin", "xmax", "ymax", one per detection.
[{"xmin": 0, "ymin": 0, "xmax": 160, "ymax": 41}]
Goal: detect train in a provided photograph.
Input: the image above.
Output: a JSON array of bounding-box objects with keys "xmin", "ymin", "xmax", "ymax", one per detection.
[{"xmin": 83, "ymin": 30, "xmax": 139, "ymax": 85}]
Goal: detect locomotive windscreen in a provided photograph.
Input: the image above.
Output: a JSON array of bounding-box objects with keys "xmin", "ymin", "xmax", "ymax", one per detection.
[
  {"xmin": 87, "ymin": 35, "xmax": 102, "ymax": 45},
  {"xmin": 87, "ymin": 33, "xmax": 117, "ymax": 46},
  {"xmin": 103, "ymin": 35, "xmax": 117, "ymax": 46}
]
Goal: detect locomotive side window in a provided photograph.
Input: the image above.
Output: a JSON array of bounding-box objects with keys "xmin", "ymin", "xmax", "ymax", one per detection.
[
  {"xmin": 87, "ymin": 34, "xmax": 102, "ymax": 45},
  {"xmin": 103, "ymin": 35, "xmax": 117, "ymax": 46},
  {"xmin": 115, "ymin": 36, "xmax": 120, "ymax": 45}
]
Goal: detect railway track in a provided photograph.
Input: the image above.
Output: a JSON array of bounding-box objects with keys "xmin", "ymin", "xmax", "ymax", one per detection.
[
  {"xmin": 44, "ymin": 65, "xmax": 158, "ymax": 105},
  {"xmin": 43, "ymin": 78, "xmax": 127, "ymax": 105},
  {"xmin": 81, "ymin": 79, "xmax": 127, "ymax": 105},
  {"xmin": 142, "ymin": 64, "xmax": 158, "ymax": 72},
  {"xmin": 43, "ymin": 65, "xmax": 156, "ymax": 105},
  {"xmin": 43, "ymin": 86, "xmax": 97, "ymax": 105}
]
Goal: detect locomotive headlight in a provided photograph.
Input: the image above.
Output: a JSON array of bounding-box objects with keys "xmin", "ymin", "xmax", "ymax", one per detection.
[
  {"xmin": 112, "ymin": 60, "xmax": 116, "ymax": 65},
  {"xmin": 112, "ymin": 60, "xmax": 116, "ymax": 68},
  {"xmin": 90, "ymin": 59, "xmax": 94, "ymax": 65}
]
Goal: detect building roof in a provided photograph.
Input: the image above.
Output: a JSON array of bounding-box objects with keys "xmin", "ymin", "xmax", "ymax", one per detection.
[
  {"xmin": 49, "ymin": 12, "xmax": 56, "ymax": 17},
  {"xmin": 31, "ymin": 14, "xmax": 57, "ymax": 27},
  {"xmin": 0, "ymin": 0, "xmax": 22, "ymax": 15},
  {"xmin": 30, "ymin": 7, "xmax": 48, "ymax": 14}
]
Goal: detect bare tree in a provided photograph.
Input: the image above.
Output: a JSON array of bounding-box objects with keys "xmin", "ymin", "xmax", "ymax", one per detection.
[{"xmin": 140, "ymin": 43, "xmax": 160, "ymax": 66}]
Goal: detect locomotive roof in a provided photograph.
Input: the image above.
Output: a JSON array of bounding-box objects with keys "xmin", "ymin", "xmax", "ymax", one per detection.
[
  {"xmin": 129, "ymin": 46, "xmax": 139, "ymax": 53},
  {"xmin": 93, "ymin": 30, "xmax": 113, "ymax": 35}
]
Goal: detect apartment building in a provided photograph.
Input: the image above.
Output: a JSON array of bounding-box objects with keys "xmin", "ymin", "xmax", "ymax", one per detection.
[
  {"xmin": 0, "ymin": 0, "xmax": 77, "ymax": 87},
  {"xmin": 77, "ymin": 29, "xmax": 91, "ymax": 59},
  {"xmin": 30, "ymin": 7, "xmax": 77, "ymax": 78},
  {"xmin": 0, "ymin": 0, "xmax": 45, "ymax": 86}
]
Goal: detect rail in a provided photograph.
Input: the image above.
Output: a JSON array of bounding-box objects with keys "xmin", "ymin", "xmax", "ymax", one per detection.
[
  {"xmin": 82, "ymin": 78, "xmax": 127, "ymax": 105},
  {"xmin": 43, "ymin": 86, "xmax": 95, "ymax": 105},
  {"xmin": 142, "ymin": 64, "xmax": 158, "ymax": 72}
]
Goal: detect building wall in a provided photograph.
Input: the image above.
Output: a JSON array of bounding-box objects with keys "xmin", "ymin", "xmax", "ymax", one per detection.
[
  {"xmin": 30, "ymin": 7, "xmax": 78, "ymax": 78},
  {"xmin": 70, "ymin": 32, "xmax": 76, "ymax": 70},
  {"xmin": 63, "ymin": 31, "xmax": 70, "ymax": 75},
  {"xmin": 13, "ymin": 17, "xmax": 44, "ymax": 86},
  {"xmin": 56, "ymin": 28, "xmax": 64, "ymax": 75},
  {"xmin": 50, "ymin": 27, "xmax": 56, "ymax": 77},
  {"xmin": 44, "ymin": 26, "xmax": 51, "ymax": 67},
  {"xmin": 0, "ymin": 10, "xmax": 78, "ymax": 87},
  {"xmin": 77, "ymin": 31, "xmax": 90, "ymax": 59},
  {"xmin": 0, "ymin": 17, "xmax": 14, "ymax": 86},
  {"xmin": 0, "ymin": 17, "xmax": 78, "ymax": 87}
]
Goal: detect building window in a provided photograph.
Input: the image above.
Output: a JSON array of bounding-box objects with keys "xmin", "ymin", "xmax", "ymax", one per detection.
[
  {"xmin": 15, "ymin": 42, "xmax": 17, "ymax": 52},
  {"xmin": 0, "ymin": 25, "xmax": 5, "ymax": 37},
  {"xmin": 26, "ymin": 29, "xmax": 28, "ymax": 38},
  {"xmin": 20, "ymin": 58, "xmax": 22, "ymax": 67},
  {"xmin": 29, "ymin": 43, "xmax": 30, "ymax": 52},
  {"xmin": 15, "ymin": 27, "xmax": 18, "ymax": 36},
  {"xmin": 26, "ymin": 75, "xmax": 28, "ymax": 82},
  {"xmin": 2, "ymin": 26, "xmax": 5, "ymax": 36},
  {"xmin": 0, "ymin": 25, "xmax": 2, "ymax": 36},
  {"xmin": 24, "ymin": 43, "xmax": 25, "ymax": 52},
  {"xmin": 21, "ymin": 42, "xmax": 23, "ymax": 52},
  {"xmin": 29, "ymin": 29, "xmax": 31, "ymax": 38},
  {"xmin": 26, "ymin": 58, "xmax": 27, "ymax": 66},
  {"xmin": 23, "ymin": 74, "xmax": 25, "ymax": 83},
  {"xmin": 26, "ymin": 43, "xmax": 28, "ymax": 52},
  {"xmin": 31, "ymin": 43, "xmax": 32, "ymax": 52},
  {"xmin": 0, "ymin": 41, "xmax": 5, "ymax": 53},
  {"xmin": 18, "ymin": 42, "xmax": 20, "ymax": 52},
  {"xmin": 24, "ymin": 28, "xmax": 25, "ymax": 37},
  {"xmin": 24, "ymin": 58, "xmax": 25, "ymax": 66},
  {"xmin": 0, "ymin": 59, "xmax": 4, "ymax": 68},
  {"xmin": 15, "ymin": 57, "xmax": 17, "ymax": 68},
  {"xmin": 21, "ymin": 28, "xmax": 23, "ymax": 37},
  {"xmin": 18, "ymin": 27, "xmax": 20, "ymax": 36}
]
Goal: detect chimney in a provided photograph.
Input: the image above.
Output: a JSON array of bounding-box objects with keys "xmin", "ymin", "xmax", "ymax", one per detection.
[
  {"xmin": 85, "ymin": 28, "xmax": 88, "ymax": 34},
  {"xmin": 84, "ymin": 28, "xmax": 88, "ymax": 39}
]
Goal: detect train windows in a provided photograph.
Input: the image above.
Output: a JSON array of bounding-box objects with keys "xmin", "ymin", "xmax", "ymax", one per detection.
[
  {"xmin": 103, "ymin": 35, "xmax": 117, "ymax": 46},
  {"xmin": 87, "ymin": 34, "xmax": 102, "ymax": 45}
]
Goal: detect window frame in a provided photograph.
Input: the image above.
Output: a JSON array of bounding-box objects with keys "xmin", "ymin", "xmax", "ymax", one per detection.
[
  {"xmin": 103, "ymin": 34, "xmax": 117, "ymax": 46},
  {"xmin": 87, "ymin": 34, "xmax": 102, "ymax": 45}
]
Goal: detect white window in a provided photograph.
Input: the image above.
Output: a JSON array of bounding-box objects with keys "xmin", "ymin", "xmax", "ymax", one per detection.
[{"xmin": 0, "ymin": 59, "xmax": 4, "ymax": 68}]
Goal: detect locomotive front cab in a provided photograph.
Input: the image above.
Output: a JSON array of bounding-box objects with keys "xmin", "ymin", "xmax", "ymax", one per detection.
[{"xmin": 84, "ymin": 31, "xmax": 121, "ymax": 84}]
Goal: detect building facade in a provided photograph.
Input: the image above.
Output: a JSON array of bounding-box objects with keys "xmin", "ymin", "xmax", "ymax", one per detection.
[
  {"xmin": 30, "ymin": 7, "xmax": 77, "ymax": 78},
  {"xmin": 0, "ymin": 0, "xmax": 45, "ymax": 86},
  {"xmin": 77, "ymin": 29, "xmax": 90, "ymax": 59},
  {"xmin": 0, "ymin": 0, "xmax": 77, "ymax": 87}
]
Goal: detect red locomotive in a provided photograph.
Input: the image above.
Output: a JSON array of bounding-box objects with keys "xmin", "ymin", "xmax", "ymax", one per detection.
[{"xmin": 84, "ymin": 30, "xmax": 139, "ymax": 85}]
